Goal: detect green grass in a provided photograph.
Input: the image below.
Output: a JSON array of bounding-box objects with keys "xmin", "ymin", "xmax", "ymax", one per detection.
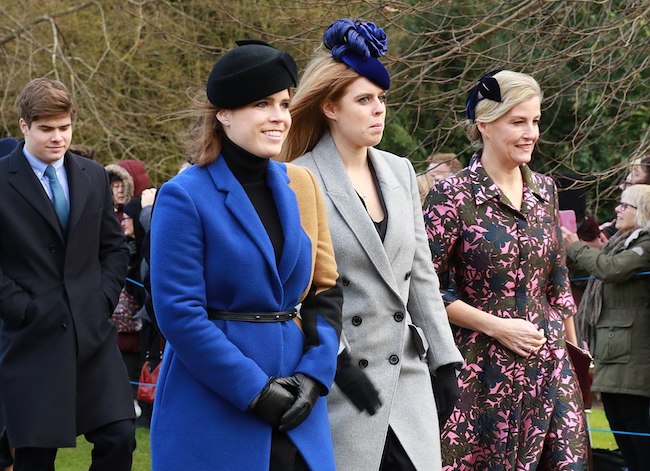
[
  {"xmin": 55, "ymin": 427, "xmax": 150, "ymax": 471},
  {"xmin": 587, "ymin": 406, "xmax": 618, "ymax": 451},
  {"xmin": 52, "ymin": 407, "xmax": 617, "ymax": 469}
]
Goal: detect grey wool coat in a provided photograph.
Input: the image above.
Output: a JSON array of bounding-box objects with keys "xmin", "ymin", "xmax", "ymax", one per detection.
[{"xmin": 294, "ymin": 133, "xmax": 463, "ymax": 471}]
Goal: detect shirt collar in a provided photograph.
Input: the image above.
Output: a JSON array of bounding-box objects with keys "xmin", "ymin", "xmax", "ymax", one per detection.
[{"xmin": 22, "ymin": 147, "xmax": 65, "ymax": 176}]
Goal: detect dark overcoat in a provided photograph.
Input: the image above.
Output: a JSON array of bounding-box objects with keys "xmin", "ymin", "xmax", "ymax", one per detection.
[{"xmin": 0, "ymin": 144, "xmax": 134, "ymax": 448}]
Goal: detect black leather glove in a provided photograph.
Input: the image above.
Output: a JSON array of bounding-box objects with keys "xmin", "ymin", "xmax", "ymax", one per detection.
[
  {"xmin": 248, "ymin": 377, "xmax": 295, "ymax": 427},
  {"xmin": 431, "ymin": 363, "xmax": 460, "ymax": 427},
  {"xmin": 334, "ymin": 350, "xmax": 382, "ymax": 415},
  {"xmin": 126, "ymin": 238, "xmax": 138, "ymax": 256},
  {"xmin": 275, "ymin": 373, "xmax": 324, "ymax": 431}
]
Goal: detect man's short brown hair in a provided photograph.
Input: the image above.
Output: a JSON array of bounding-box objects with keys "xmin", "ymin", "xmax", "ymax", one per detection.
[{"xmin": 18, "ymin": 78, "xmax": 76, "ymax": 126}]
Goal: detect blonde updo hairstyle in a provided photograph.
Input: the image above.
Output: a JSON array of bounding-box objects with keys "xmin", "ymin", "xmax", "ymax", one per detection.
[
  {"xmin": 622, "ymin": 184, "xmax": 650, "ymax": 231},
  {"xmin": 465, "ymin": 70, "xmax": 543, "ymax": 147}
]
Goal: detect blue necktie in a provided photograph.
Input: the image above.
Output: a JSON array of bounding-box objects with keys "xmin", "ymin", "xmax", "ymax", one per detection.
[{"xmin": 44, "ymin": 165, "xmax": 69, "ymax": 229}]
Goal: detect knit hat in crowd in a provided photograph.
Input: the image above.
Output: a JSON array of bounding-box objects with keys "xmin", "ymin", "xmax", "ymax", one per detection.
[{"xmin": 206, "ymin": 39, "xmax": 298, "ymax": 109}]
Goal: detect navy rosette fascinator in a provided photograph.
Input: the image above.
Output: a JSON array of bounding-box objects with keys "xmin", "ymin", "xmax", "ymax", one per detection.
[
  {"xmin": 465, "ymin": 69, "xmax": 503, "ymax": 122},
  {"xmin": 323, "ymin": 18, "xmax": 390, "ymax": 90}
]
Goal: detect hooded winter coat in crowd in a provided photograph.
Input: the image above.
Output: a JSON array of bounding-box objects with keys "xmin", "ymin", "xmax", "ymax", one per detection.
[{"xmin": 105, "ymin": 164, "xmax": 134, "ymax": 222}]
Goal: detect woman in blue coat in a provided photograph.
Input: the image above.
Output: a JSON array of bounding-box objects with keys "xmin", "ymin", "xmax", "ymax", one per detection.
[{"xmin": 150, "ymin": 40, "xmax": 343, "ymax": 471}]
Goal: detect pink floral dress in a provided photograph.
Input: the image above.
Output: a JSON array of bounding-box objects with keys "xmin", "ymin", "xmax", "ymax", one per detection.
[{"xmin": 423, "ymin": 155, "xmax": 589, "ymax": 470}]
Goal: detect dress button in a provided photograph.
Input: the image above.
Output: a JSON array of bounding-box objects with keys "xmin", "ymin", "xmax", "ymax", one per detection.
[
  {"xmin": 352, "ymin": 316, "xmax": 363, "ymax": 326},
  {"xmin": 342, "ymin": 278, "xmax": 350, "ymax": 286},
  {"xmin": 389, "ymin": 355, "xmax": 400, "ymax": 365},
  {"xmin": 393, "ymin": 312, "xmax": 404, "ymax": 322},
  {"xmin": 49, "ymin": 245, "xmax": 56, "ymax": 253},
  {"xmin": 404, "ymin": 271, "xmax": 411, "ymax": 280},
  {"xmin": 61, "ymin": 323, "xmax": 67, "ymax": 329},
  {"xmin": 358, "ymin": 359, "xmax": 369, "ymax": 368}
]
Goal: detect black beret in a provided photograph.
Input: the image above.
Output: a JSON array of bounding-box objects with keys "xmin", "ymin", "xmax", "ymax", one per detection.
[{"xmin": 206, "ymin": 39, "xmax": 298, "ymax": 109}]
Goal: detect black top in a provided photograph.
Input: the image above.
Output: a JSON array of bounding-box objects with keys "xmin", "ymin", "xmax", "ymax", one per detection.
[
  {"xmin": 220, "ymin": 135, "xmax": 283, "ymax": 264},
  {"xmin": 356, "ymin": 159, "xmax": 387, "ymax": 241}
]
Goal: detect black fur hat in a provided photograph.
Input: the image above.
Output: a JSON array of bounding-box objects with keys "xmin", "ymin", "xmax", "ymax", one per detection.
[{"xmin": 206, "ymin": 40, "xmax": 298, "ymax": 109}]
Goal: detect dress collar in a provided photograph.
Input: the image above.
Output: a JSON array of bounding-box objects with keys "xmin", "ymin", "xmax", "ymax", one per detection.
[{"xmin": 468, "ymin": 152, "xmax": 547, "ymax": 211}]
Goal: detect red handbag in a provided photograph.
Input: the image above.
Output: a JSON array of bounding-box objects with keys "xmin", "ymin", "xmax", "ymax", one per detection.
[{"xmin": 137, "ymin": 360, "xmax": 160, "ymax": 404}]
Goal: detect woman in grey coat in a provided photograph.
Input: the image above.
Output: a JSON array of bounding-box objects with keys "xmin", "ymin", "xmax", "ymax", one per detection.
[
  {"xmin": 280, "ymin": 18, "xmax": 463, "ymax": 471},
  {"xmin": 563, "ymin": 183, "xmax": 650, "ymax": 471}
]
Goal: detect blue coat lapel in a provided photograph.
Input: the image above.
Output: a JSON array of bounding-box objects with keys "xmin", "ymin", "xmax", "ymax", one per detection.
[
  {"xmin": 205, "ymin": 156, "xmax": 307, "ymax": 294},
  {"xmin": 266, "ymin": 162, "xmax": 302, "ymax": 288},
  {"xmin": 207, "ymin": 156, "xmax": 280, "ymax": 284}
]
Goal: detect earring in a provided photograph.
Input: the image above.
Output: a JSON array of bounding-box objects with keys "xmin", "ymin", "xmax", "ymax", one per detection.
[{"xmin": 223, "ymin": 121, "xmax": 230, "ymax": 126}]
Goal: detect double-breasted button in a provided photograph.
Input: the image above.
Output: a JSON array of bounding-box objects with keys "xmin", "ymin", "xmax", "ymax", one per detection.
[
  {"xmin": 404, "ymin": 271, "xmax": 411, "ymax": 280},
  {"xmin": 49, "ymin": 244, "xmax": 57, "ymax": 253},
  {"xmin": 342, "ymin": 278, "xmax": 350, "ymax": 286},
  {"xmin": 358, "ymin": 359, "xmax": 369, "ymax": 368},
  {"xmin": 351, "ymin": 316, "xmax": 362, "ymax": 326},
  {"xmin": 393, "ymin": 312, "xmax": 404, "ymax": 322},
  {"xmin": 389, "ymin": 355, "xmax": 400, "ymax": 365}
]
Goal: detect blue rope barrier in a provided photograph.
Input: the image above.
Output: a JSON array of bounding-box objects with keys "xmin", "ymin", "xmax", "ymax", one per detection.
[
  {"xmin": 125, "ymin": 276, "xmax": 145, "ymax": 288},
  {"xmin": 570, "ymin": 270, "xmax": 650, "ymax": 282},
  {"xmin": 130, "ymin": 381, "xmax": 157, "ymax": 387},
  {"xmin": 589, "ymin": 428, "xmax": 650, "ymax": 437}
]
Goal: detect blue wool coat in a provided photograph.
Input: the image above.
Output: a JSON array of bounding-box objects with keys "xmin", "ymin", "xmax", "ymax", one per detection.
[{"xmin": 149, "ymin": 156, "xmax": 341, "ymax": 471}]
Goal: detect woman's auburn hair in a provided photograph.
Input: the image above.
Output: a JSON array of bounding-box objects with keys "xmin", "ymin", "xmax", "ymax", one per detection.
[
  {"xmin": 279, "ymin": 51, "xmax": 360, "ymax": 162},
  {"xmin": 180, "ymin": 92, "xmax": 224, "ymax": 167}
]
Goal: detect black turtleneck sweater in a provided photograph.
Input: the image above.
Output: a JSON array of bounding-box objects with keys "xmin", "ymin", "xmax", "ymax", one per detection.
[{"xmin": 220, "ymin": 136, "xmax": 284, "ymax": 265}]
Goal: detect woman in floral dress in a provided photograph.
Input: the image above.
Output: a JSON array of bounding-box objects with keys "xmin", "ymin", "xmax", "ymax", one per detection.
[{"xmin": 423, "ymin": 70, "xmax": 589, "ymax": 470}]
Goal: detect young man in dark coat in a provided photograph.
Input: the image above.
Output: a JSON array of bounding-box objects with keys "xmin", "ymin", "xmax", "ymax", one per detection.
[{"xmin": 0, "ymin": 78, "xmax": 135, "ymax": 471}]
